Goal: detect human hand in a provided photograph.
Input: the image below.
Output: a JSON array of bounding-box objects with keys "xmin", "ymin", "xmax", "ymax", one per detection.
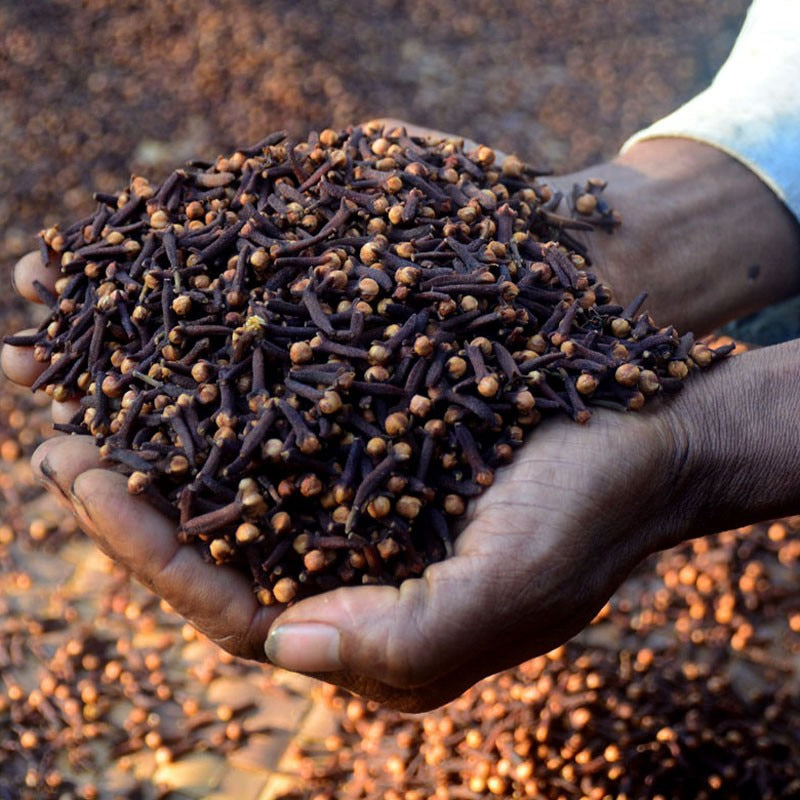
[
  {"xmin": 2, "ymin": 241, "xmax": 693, "ymax": 711},
  {"xmin": 5, "ymin": 121, "xmax": 800, "ymax": 711},
  {"xmin": 0, "ymin": 251, "xmax": 282, "ymax": 657},
  {"xmin": 371, "ymin": 119, "xmax": 800, "ymax": 334}
]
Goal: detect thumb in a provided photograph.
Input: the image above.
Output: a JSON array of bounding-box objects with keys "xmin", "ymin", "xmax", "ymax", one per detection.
[{"xmin": 264, "ymin": 554, "xmax": 493, "ymax": 691}]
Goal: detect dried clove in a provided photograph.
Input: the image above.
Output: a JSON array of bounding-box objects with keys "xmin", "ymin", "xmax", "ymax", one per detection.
[{"xmin": 8, "ymin": 124, "xmax": 731, "ymax": 603}]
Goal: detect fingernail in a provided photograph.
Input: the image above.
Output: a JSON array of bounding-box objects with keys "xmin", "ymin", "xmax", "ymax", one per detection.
[
  {"xmin": 265, "ymin": 623, "xmax": 342, "ymax": 673},
  {"xmin": 37, "ymin": 457, "xmax": 69, "ymax": 501},
  {"xmin": 69, "ymin": 481, "xmax": 91, "ymax": 520},
  {"xmin": 38, "ymin": 457, "xmax": 57, "ymax": 484}
]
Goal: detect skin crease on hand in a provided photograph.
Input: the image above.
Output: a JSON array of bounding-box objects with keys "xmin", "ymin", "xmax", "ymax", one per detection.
[{"xmin": 3, "ymin": 125, "xmax": 800, "ymax": 711}]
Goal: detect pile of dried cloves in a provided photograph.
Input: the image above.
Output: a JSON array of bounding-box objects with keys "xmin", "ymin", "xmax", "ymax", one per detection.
[{"xmin": 7, "ymin": 123, "xmax": 731, "ymax": 603}]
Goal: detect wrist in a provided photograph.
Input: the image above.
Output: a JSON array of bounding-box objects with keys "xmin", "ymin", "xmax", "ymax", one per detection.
[
  {"xmin": 659, "ymin": 340, "xmax": 800, "ymax": 547},
  {"xmin": 552, "ymin": 139, "xmax": 800, "ymax": 334}
]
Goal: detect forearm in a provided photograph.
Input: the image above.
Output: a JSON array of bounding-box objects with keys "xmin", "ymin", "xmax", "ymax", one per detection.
[
  {"xmin": 664, "ymin": 339, "xmax": 800, "ymax": 545},
  {"xmin": 573, "ymin": 0, "xmax": 800, "ymax": 335},
  {"xmin": 558, "ymin": 139, "xmax": 800, "ymax": 334}
]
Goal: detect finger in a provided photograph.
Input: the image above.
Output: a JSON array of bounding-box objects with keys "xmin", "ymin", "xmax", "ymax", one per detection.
[
  {"xmin": 70, "ymin": 467, "xmax": 279, "ymax": 660},
  {"xmin": 30, "ymin": 435, "xmax": 104, "ymax": 516},
  {"xmin": 363, "ymin": 118, "xmax": 508, "ymax": 161},
  {"xmin": 306, "ymin": 654, "xmax": 485, "ymax": 712},
  {"xmin": 13, "ymin": 250, "xmax": 59, "ymax": 303},
  {"xmin": 1, "ymin": 339, "xmax": 82, "ymax": 421},
  {"xmin": 265, "ymin": 552, "xmax": 508, "ymax": 695},
  {"xmin": 2, "ymin": 331, "xmax": 85, "ymax": 413},
  {"xmin": 362, "ymin": 117, "xmax": 481, "ymax": 151},
  {"xmin": 1, "ymin": 329, "xmax": 50, "ymax": 387},
  {"xmin": 32, "ymin": 433, "xmax": 103, "ymax": 491},
  {"xmin": 52, "ymin": 398, "xmax": 81, "ymax": 425}
]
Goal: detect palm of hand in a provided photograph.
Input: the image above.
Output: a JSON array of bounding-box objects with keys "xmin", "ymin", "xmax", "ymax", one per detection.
[
  {"xmin": 25, "ymin": 401, "xmax": 677, "ymax": 711},
  {"xmin": 273, "ymin": 408, "xmax": 680, "ymax": 710},
  {"xmin": 1, "ymin": 119, "xmax": 686, "ymax": 708}
]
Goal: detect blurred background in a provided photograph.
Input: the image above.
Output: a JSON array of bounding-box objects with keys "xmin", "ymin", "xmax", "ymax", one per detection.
[{"xmin": 1, "ymin": 1, "xmax": 798, "ymax": 798}]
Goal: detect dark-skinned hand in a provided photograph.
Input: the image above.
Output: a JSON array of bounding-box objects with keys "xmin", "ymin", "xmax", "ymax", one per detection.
[{"xmin": 4, "ymin": 122, "xmax": 800, "ymax": 710}]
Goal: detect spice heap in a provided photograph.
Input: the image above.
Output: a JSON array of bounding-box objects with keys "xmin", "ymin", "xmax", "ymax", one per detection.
[{"xmin": 9, "ymin": 124, "xmax": 730, "ymax": 603}]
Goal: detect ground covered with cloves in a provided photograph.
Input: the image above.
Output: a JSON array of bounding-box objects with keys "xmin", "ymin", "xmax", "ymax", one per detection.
[
  {"xmin": 2, "ymin": 446, "xmax": 798, "ymax": 799},
  {"xmin": 2, "ymin": 1, "xmax": 797, "ymax": 798},
  {"xmin": 13, "ymin": 124, "xmax": 730, "ymax": 602},
  {"xmin": 289, "ymin": 518, "xmax": 800, "ymax": 799}
]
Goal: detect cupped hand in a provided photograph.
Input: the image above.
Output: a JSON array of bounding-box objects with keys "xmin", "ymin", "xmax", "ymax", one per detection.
[
  {"xmin": 261, "ymin": 404, "xmax": 688, "ymax": 710},
  {"xmin": 3, "ymin": 243, "xmax": 692, "ymax": 711},
  {"xmin": 1, "ymin": 122, "xmax": 700, "ymax": 711},
  {"xmin": 2, "ymin": 251, "xmax": 283, "ymax": 658}
]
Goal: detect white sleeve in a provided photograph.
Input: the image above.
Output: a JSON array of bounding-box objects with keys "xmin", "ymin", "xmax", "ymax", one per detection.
[{"xmin": 622, "ymin": 0, "xmax": 800, "ymax": 223}]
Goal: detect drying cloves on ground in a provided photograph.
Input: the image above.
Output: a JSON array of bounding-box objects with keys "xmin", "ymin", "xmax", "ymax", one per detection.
[{"xmin": 7, "ymin": 123, "xmax": 732, "ymax": 603}]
